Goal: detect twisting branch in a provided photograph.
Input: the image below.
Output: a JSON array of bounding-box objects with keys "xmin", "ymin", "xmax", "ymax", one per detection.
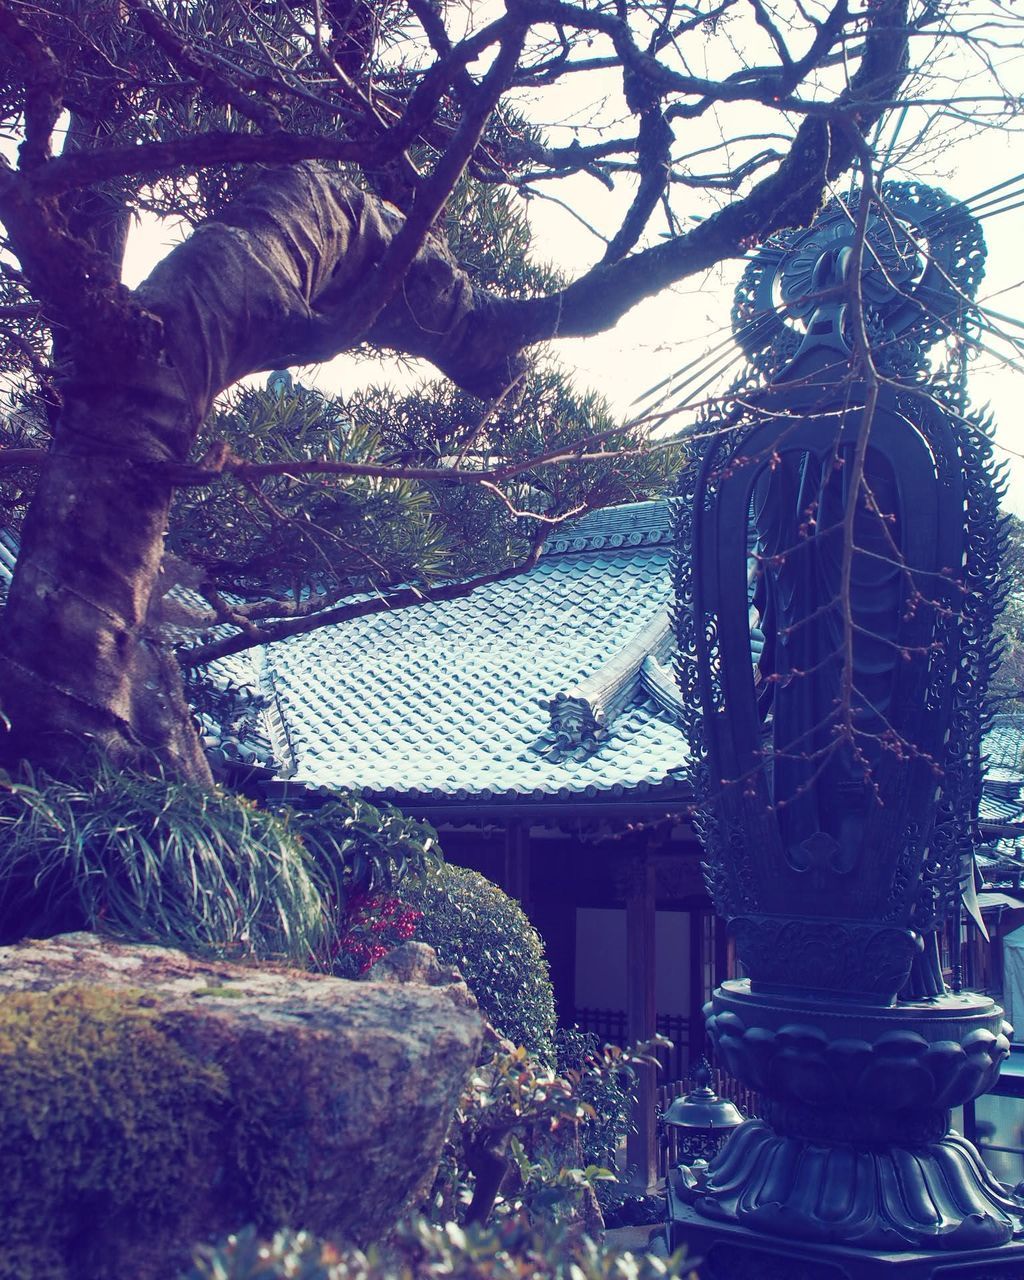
[
  {"xmin": 601, "ymin": 107, "xmax": 673, "ymax": 264},
  {"xmin": 23, "ymin": 132, "xmax": 384, "ymax": 196},
  {"xmin": 484, "ymin": 0, "xmax": 909, "ymax": 359},
  {"xmin": 0, "ymin": 2, "xmax": 63, "ymax": 168},
  {"xmin": 837, "ymin": 137, "xmax": 882, "ymax": 744},
  {"xmin": 179, "ymin": 526, "xmax": 552, "ymax": 667},
  {"xmin": 340, "ymin": 22, "xmax": 528, "ymax": 342},
  {"xmin": 128, "ymin": 0, "xmax": 282, "ymax": 133}
]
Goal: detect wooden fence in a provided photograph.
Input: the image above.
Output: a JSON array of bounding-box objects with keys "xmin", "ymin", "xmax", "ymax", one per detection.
[
  {"xmin": 569, "ymin": 1008, "xmax": 761, "ymax": 1182},
  {"xmin": 572, "ymin": 1006, "xmax": 690, "ymax": 1082}
]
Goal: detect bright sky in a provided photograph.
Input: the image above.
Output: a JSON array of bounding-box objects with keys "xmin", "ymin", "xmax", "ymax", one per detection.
[{"xmin": 117, "ymin": 8, "xmax": 1024, "ymax": 511}]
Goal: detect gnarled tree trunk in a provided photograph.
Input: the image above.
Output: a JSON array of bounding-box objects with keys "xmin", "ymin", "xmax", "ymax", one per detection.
[
  {"xmin": 0, "ymin": 360, "xmax": 210, "ymax": 780},
  {"xmin": 0, "ymin": 166, "xmax": 511, "ymax": 782}
]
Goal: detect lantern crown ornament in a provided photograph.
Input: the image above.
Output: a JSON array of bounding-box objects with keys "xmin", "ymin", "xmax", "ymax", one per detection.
[
  {"xmin": 668, "ymin": 181, "xmax": 1024, "ymax": 1271},
  {"xmin": 663, "ymin": 1059, "xmax": 744, "ymax": 1136}
]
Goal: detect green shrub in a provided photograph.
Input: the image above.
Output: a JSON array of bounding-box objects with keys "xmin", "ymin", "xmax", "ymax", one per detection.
[
  {"xmin": 185, "ymin": 1219, "xmax": 698, "ymax": 1280},
  {"xmin": 0, "ymin": 761, "xmax": 436, "ymax": 964},
  {"xmin": 404, "ymin": 865, "xmax": 556, "ymax": 1063},
  {"xmin": 428, "ymin": 1034, "xmax": 598, "ymax": 1229},
  {"xmin": 555, "ymin": 1028, "xmax": 634, "ymax": 1207},
  {"xmin": 294, "ymin": 796, "xmax": 439, "ymax": 910}
]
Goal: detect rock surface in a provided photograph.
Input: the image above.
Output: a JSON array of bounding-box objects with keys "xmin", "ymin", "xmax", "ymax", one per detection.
[
  {"xmin": 362, "ymin": 938, "xmax": 467, "ymax": 988},
  {"xmin": 0, "ymin": 932, "xmax": 483, "ymax": 1280}
]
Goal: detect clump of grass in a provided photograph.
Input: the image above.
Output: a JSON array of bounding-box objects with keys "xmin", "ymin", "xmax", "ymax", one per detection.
[
  {"xmin": 0, "ymin": 761, "xmax": 324, "ymax": 960},
  {"xmin": 0, "ymin": 761, "xmax": 437, "ymax": 964}
]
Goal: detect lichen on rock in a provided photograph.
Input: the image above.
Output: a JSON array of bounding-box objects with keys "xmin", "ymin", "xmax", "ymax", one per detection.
[
  {"xmin": 0, "ymin": 983, "xmax": 228, "ymax": 1280},
  {"xmin": 0, "ymin": 933, "xmax": 483, "ymax": 1280}
]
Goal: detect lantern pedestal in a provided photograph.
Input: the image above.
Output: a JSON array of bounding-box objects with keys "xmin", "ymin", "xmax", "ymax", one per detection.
[
  {"xmin": 665, "ymin": 980, "xmax": 1024, "ymax": 1271},
  {"xmin": 667, "ymin": 1176, "xmax": 1024, "ymax": 1279},
  {"xmin": 671, "ymin": 981, "xmax": 1024, "ymax": 1247}
]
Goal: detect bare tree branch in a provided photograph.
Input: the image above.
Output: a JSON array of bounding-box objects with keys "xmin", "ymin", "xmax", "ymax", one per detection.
[
  {"xmin": 24, "ymin": 131, "xmax": 385, "ymax": 196},
  {"xmin": 179, "ymin": 531, "xmax": 551, "ymax": 667}
]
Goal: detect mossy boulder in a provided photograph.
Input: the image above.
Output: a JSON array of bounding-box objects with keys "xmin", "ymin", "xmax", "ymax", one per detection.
[{"xmin": 0, "ymin": 933, "xmax": 483, "ymax": 1280}]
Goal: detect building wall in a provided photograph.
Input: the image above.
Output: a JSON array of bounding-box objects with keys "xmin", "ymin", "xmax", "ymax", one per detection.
[
  {"xmin": 429, "ymin": 815, "xmax": 717, "ymax": 1061},
  {"xmin": 574, "ymin": 906, "xmax": 691, "ymax": 1016}
]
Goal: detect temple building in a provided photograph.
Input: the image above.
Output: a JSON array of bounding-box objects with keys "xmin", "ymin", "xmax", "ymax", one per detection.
[
  {"xmin": 196, "ymin": 497, "xmax": 724, "ymax": 1187},
  {"xmin": 3, "ymin": 498, "xmax": 1022, "ymax": 1186},
  {"xmin": 175, "ymin": 494, "xmax": 1024, "ymax": 1188}
]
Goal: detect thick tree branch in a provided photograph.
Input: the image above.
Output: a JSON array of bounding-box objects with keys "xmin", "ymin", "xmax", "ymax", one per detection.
[
  {"xmin": 470, "ymin": 0, "xmax": 908, "ymax": 363},
  {"xmin": 341, "ymin": 24, "xmax": 528, "ymax": 340},
  {"xmin": 2, "ymin": 0, "xmax": 909, "ymax": 410},
  {"xmin": 601, "ymin": 108, "xmax": 673, "ymax": 264},
  {"xmin": 179, "ymin": 534, "xmax": 549, "ymax": 667},
  {"xmin": 25, "ymin": 131, "xmax": 385, "ymax": 197},
  {"xmin": 0, "ymin": 448, "xmax": 46, "ymax": 468},
  {"xmin": 0, "ymin": 2, "xmax": 63, "ymax": 168}
]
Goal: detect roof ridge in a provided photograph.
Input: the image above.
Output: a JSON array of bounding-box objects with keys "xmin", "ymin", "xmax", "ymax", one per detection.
[
  {"xmin": 535, "ymin": 607, "xmax": 673, "ymax": 759},
  {"xmin": 544, "ymin": 497, "xmax": 676, "ymax": 557}
]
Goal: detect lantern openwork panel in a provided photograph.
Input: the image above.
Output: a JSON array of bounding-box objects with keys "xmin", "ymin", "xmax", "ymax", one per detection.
[{"xmin": 680, "ymin": 367, "xmax": 972, "ymax": 1004}]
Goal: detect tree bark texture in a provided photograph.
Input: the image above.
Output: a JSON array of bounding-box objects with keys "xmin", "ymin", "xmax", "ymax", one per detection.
[
  {"xmin": 0, "ymin": 167, "xmax": 512, "ymax": 779},
  {"xmin": 0, "ymin": 363, "xmax": 210, "ymax": 779}
]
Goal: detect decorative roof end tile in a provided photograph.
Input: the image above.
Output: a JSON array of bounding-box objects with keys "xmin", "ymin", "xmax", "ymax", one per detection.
[{"xmin": 538, "ymin": 608, "xmax": 673, "ymax": 755}]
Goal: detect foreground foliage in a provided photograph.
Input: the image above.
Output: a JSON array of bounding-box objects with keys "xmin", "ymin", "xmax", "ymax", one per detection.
[
  {"xmin": 185, "ymin": 1219, "xmax": 697, "ymax": 1280},
  {"xmin": 431, "ymin": 1035, "xmax": 598, "ymax": 1230},
  {"xmin": 431, "ymin": 1031, "xmax": 663, "ymax": 1228},
  {"xmin": 0, "ymin": 762, "xmax": 436, "ymax": 955},
  {"xmin": 555, "ymin": 1029, "xmax": 636, "ymax": 1210}
]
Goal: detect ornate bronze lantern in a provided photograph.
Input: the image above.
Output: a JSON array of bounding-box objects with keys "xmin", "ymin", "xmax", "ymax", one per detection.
[
  {"xmin": 661, "ymin": 1058, "xmax": 744, "ymax": 1167},
  {"xmin": 668, "ymin": 183, "xmax": 1024, "ymax": 1274}
]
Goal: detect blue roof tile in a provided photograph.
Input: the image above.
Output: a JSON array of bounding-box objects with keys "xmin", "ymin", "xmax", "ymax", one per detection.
[{"xmin": 262, "ymin": 503, "xmax": 688, "ymax": 801}]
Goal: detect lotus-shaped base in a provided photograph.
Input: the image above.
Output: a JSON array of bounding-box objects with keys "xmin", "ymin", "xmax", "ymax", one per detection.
[
  {"xmin": 681, "ymin": 980, "xmax": 1024, "ymax": 1251},
  {"xmin": 687, "ymin": 1120, "xmax": 1023, "ymax": 1250}
]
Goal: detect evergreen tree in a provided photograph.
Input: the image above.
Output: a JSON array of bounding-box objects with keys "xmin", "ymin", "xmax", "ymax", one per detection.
[{"xmin": 0, "ymin": 0, "xmax": 978, "ymax": 779}]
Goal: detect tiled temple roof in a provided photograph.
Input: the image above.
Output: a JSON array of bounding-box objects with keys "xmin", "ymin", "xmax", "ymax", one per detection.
[
  {"xmin": 262, "ymin": 499, "xmax": 691, "ymax": 803},
  {"xmin": 6, "ymin": 497, "xmax": 1024, "ymax": 817}
]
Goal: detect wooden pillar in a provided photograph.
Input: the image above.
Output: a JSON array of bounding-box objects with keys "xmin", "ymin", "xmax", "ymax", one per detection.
[
  {"xmin": 502, "ymin": 820, "xmax": 530, "ymax": 909},
  {"xmin": 689, "ymin": 907, "xmax": 706, "ymax": 1063},
  {"xmin": 531, "ymin": 893, "xmax": 578, "ymax": 1027},
  {"xmin": 626, "ymin": 856, "xmax": 658, "ymax": 1192}
]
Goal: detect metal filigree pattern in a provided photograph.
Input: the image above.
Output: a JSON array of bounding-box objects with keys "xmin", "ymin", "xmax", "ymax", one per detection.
[
  {"xmin": 911, "ymin": 396, "xmax": 1010, "ymax": 927},
  {"xmin": 668, "ymin": 181, "xmax": 1023, "ymax": 1259},
  {"xmin": 731, "ymin": 181, "xmax": 987, "ymax": 385},
  {"xmin": 674, "ymin": 182, "xmax": 1003, "ymax": 998}
]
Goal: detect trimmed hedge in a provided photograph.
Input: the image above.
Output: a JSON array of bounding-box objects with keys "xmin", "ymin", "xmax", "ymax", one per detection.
[{"xmin": 406, "ymin": 865, "xmax": 556, "ymax": 1064}]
